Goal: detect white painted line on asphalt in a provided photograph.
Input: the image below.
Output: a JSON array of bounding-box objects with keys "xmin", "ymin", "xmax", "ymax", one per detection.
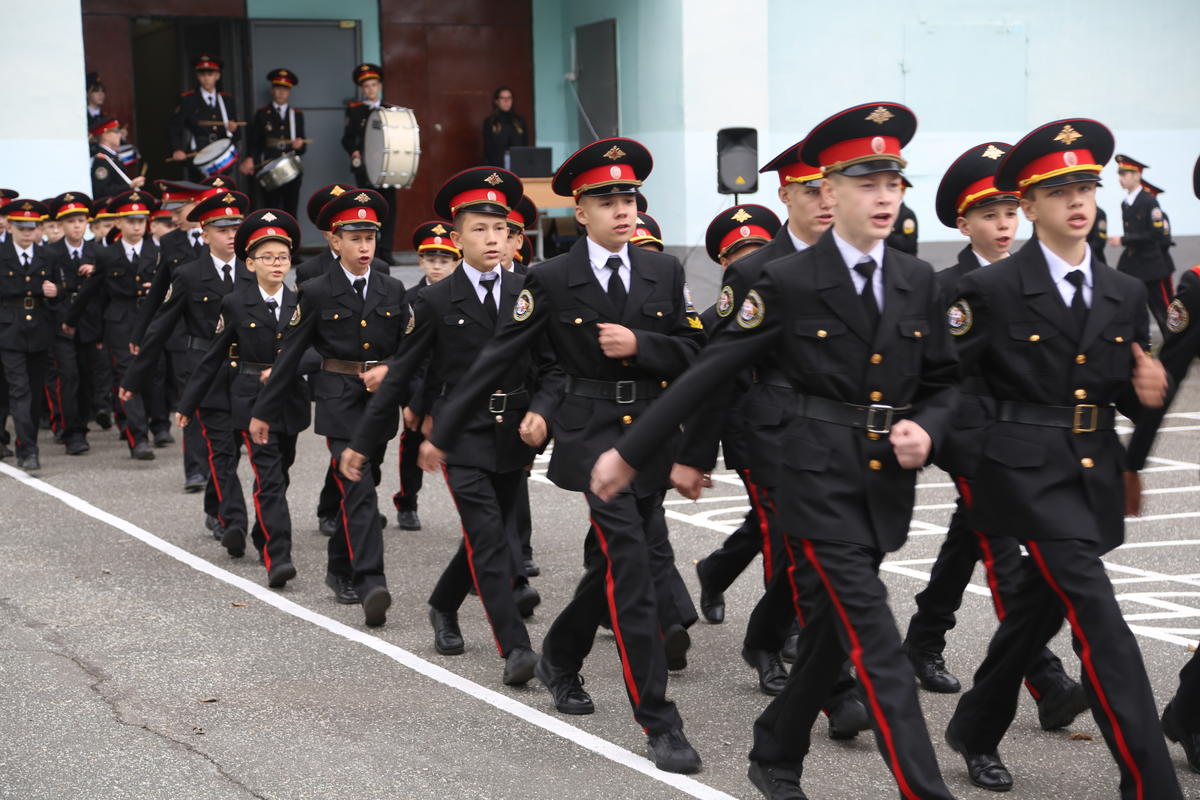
[{"xmin": 0, "ymin": 462, "xmax": 737, "ymax": 800}]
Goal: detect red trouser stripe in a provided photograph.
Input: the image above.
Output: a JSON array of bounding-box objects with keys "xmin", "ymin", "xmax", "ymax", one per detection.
[
  {"xmin": 441, "ymin": 466, "xmax": 504, "ymax": 656},
  {"xmin": 397, "ymin": 431, "xmax": 408, "ymax": 496},
  {"xmin": 1026, "ymin": 541, "xmax": 1144, "ymax": 799},
  {"xmin": 768, "ymin": 490, "xmax": 806, "ymax": 627},
  {"xmin": 589, "ymin": 514, "xmax": 642, "ymax": 709},
  {"xmin": 955, "ymin": 477, "xmax": 1007, "ymax": 619},
  {"xmin": 327, "ymin": 442, "xmax": 355, "ymax": 561},
  {"xmin": 54, "ymin": 377, "xmax": 66, "ymax": 433},
  {"xmin": 802, "ymin": 539, "xmax": 922, "ymax": 800},
  {"xmin": 743, "ymin": 470, "xmax": 774, "ymax": 585},
  {"xmin": 1160, "ymin": 279, "xmax": 1173, "ymax": 307},
  {"xmin": 195, "ymin": 411, "xmax": 225, "ymax": 527},
  {"xmin": 241, "ymin": 432, "xmax": 273, "ymax": 572}
]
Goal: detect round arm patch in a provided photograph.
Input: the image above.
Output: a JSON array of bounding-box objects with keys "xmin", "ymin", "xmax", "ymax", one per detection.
[{"xmin": 947, "ymin": 299, "xmax": 973, "ymax": 336}]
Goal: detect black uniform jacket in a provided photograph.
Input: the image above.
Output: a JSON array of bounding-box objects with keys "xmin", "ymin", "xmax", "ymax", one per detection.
[
  {"xmin": 67, "ymin": 240, "xmax": 160, "ymax": 346},
  {"xmin": 293, "ymin": 250, "xmax": 390, "ymax": 285},
  {"xmin": 46, "ymin": 238, "xmax": 104, "ymax": 343},
  {"xmin": 430, "ymin": 237, "xmax": 704, "ymax": 494},
  {"xmin": 0, "ymin": 240, "xmax": 62, "ymax": 352},
  {"xmin": 133, "ymin": 227, "xmax": 208, "ymax": 346},
  {"xmin": 617, "ymin": 228, "xmax": 957, "ymax": 554},
  {"xmin": 1116, "ymin": 190, "xmax": 1170, "ymax": 281},
  {"xmin": 168, "ymin": 90, "xmax": 240, "ymax": 154},
  {"xmin": 341, "ymin": 101, "xmax": 397, "ymax": 186},
  {"xmin": 90, "ymin": 145, "xmax": 132, "ymax": 199},
  {"xmin": 246, "ymin": 104, "xmax": 307, "ymax": 162},
  {"xmin": 952, "ymin": 237, "xmax": 1152, "ymax": 552},
  {"xmin": 254, "ymin": 265, "xmax": 407, "ymax": 440},
  {"xmin": 178, "ymin": 283, "xmax": 312, "ymax": 433}
]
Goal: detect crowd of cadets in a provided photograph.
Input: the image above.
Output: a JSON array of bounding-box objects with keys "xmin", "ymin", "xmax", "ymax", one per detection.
[{"xmin": 1, "ymin": 82, "xmax": 1198, "ymax": 796}]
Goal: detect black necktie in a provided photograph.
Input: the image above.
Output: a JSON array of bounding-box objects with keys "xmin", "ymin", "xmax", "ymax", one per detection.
[
  {"xmin": 606, "ymin": 256, "xmax": 626, "ymax": 315},
  {"xmin": 855, "ymin": 258, "xmax": 880, "ymax": 328},
  {"xmin": 21, "ymin": 253, "xmax": 30, "ymax": 267},
  {"xmin": 353, "ymin": 277, "xmax": 366, "ymax": 303},
  {"xmin": 192, "ymin": 232, "xmax": 203, "ymax": 251},
  {"xmin": 265, "ymin": 298, "xmax": 279, "ymax": 321},
  {"xmin": 222, "ymin": 263, "xmax": 233, "ymax": 291},
  {"xmin": 129, "ymin": 249, "xmax": 139, "ymax": 266},
  {"xmin": 479, "ymin": 273, "xmax": 498, "ymax": 324},
  {"xmin": 1066, "ymin": 269, "xmax": 1088, "ymax": 335},
  {"xmin": 71, "ymin": 250, "xmax": 80, "ymax": 266}
]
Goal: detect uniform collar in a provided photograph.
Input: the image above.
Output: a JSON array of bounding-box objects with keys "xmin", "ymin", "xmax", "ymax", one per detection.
[
  {"xmin": 831, "ymin": 228, "xmax": 885, "ymax": 270},
  {"xmin": 1038, "ymin": 239, "xmax": 1092, "ymax": 289},
  {"xmin": 585, "ymin": 236, "xmax": 629, "ymax": 271}
]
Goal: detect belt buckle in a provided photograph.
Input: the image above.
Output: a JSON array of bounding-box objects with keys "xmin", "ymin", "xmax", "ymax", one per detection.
[
  {"xmin": 361, "ymin": 360, "xmax": 380, "ymax": 372},
  {"xmin": 865, "ymin": 403, "xmax": 895, "ymax": 435},
  {"xmin": 22, "ymin": 297, "xmax": 35, "ymax": 310},
  {"xmin": 1072, "ymin": 404, "xmax": 1098, "ymax": 434},
  {"xmin": 615, "ymin": 380, "xmax": 636, "ymax": 404},
  {"xmin": 488, "ymin": 391, "xmax": 508, "ymax": 414}
]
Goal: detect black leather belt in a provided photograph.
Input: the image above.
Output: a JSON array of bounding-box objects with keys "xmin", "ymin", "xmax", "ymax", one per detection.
[
  {"xmin": 321, "ymin": 357, "xmax": 380, "ymax": 375},
  {"xmin": 564, "ymin": 376, "xmax": 666, "ymax": 404},
  {"xmin": 438, "ymin": 383, "xmax": 528, "ymax": 413},
  {"xmin": 795, "ymin": 394, "xmax": 913, "ymax": 435},
  {"xmin": 187, "ymin": 335, "xmax": 211, "ymax": 351},
  {"xmin": 2, "ymin": 296, "xmax": 43, "ymax": 309},
  {"xmin": 236, "ymin": 361, "xmax": 272, "ymax": 376},
  {"xmin": 996, "ymin": 400, "xmax": 1115, "ymax": 433}
]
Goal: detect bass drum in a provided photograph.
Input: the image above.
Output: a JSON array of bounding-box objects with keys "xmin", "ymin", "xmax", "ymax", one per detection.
[
  {"xmin": 193, "ymin": 138, "xmax": 238, "ymax": 176},
  {"xmin": 363, "ymin": 107, "xmax": 420, "ymax": 189},
  {"xmin": 256, "ymin": 152, "xmax": 303, "ymax": 191}
]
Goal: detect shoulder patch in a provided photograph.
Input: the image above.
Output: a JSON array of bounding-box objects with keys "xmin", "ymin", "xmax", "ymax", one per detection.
[
  {"xmin": 736, "ymin": 289, "xmax": 765, "ymax": 329},
  {"xmin": 902, "ymin": 217, "xmax": 916, "ymax": 235},
  {"xmin": 716, "ymin": 285, "xmax": 735, "ymax": 317},
  {"xmin": 288, "ymin": 305, "xmax": 302, "ymax": 326},
  {"xmin": 1167, "ymin": 298, "xmax": 1189, "ymax": 334},
  {"xmin": 404, "ymin": 305, "xmax": 415, "ymax": 335},
  {"xmin": 683, "ymin": 283, "xmax": 697, "ymax": 314},
  {"xmin": 947, "ymin": 299, "xmax": 973, "ymax": 336},
  {"xmin": 93, "ymin": 165, "xmax": 108, "ymax": 180},
  {"xmin": 687, "ymin": 314, "xmax": 704, "ymax": 330},
  {"xmin": 513, "ymin": 288, "xmax": 534, "ymax": 322},
  {"xmin": 214, "ymin": 314, "xmax": 225, "ymax": 334}
]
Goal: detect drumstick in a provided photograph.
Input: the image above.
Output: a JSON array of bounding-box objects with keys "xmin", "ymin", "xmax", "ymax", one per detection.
[
  {"xmin": 163, "ymin": 151, "xmax": 199, "ymax": 163},
  {"xmin": 140, "ymin": 162, "xmax": 149, "ymax": 177},
  {"xmin": 197, "ymin": 119, "xmax": 246, "ymax": 126}
]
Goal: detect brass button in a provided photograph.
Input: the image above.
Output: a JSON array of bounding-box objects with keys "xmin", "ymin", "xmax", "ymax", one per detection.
[
  {"xmin": 574, "ymin": 317, "xmax": 582, "ymax": 324},
  {"xmin": 1029, "ymin": 334, "xmax": 1040, "ymax": 342},
  {"xmin": 25, "ymin": 276, "xmax": 31, "ymax": 282},
  {"xmin": 332, "ymin": 313, "xmax": 339, "ymax": 320},
  {"xmin": 230, "ymin": 360, "xmax": 238, "ymax": 368},
  {"xmin": 660, "ymin": 380, "xmax": 668, "ymax": 389},
  {"xmin": 913, "ymin": 330, "xmax": 923, "ymax": 338},
  {"xmin": 494, "ymin": 415, "xmax": 504, "ymax": 423},
  {"xmin": 655, "ymin": 311, "xmax": 663, "ymax": 317},
  {"xmin": 621, "ymin": 415, "xmax": 633, "ymax": 425},
  {"xmin": 870, "ymin": 391, "xmax": 883, "ymax": 402},
  {"xmin": 24, "ymin": 314, "xmax": 32, "ymax": 321},
  {"xmin": 870, "ymin": 353, "xmax": 883, "ymax": 364},
  {"xmin": 1115, "ymin": 336, "xmax": 1124, "ymax": 343},
  {"xmin": 868, "ymin": 459, "xmax": 883, "ymax": 470},
  {"xmin": 1075, "ymin": 354, "xmax": 1087, "ymax": 365},
  {"xmin": 816, "ymin": 329, "xmax": 828, "ymax": 338},
  {"xmin": 276, "ymin": 333, "xmax": 282, "ymax": 339},
  {"xmin": 621, "ymin": 359, "xmax": 630, "ymax": 367},
  {"xmin": 362, "ymin": 342, "xmax": 370, "ymax": 350},
  {"xmin": 202, "ymin": 295, "xmax": 208, "ymax": 301},
  {"xmin": 1081, "ymin": 457, "xmax": 1094, "ymax": 468},
  {"xmin": 867, "ymin": 432, "xmax": 881, "ymax": 441},
  {"xmin": 458, "ymin": 318, "xmax": 464, "ymax": 325},
  {"xmin": 360, "ymin": 320, "xmax": 367, "ymax": 328},
  {"xmin": 249, "ymin": 322, "xmax": 256, "ymax": 328},
  {"xmin": 1074, "ymin": 389, "xmax": 1087, "ymax": 400},
  {"xmin": 385, "ymin": 311, "xmax": 392, "ymax": 317}
]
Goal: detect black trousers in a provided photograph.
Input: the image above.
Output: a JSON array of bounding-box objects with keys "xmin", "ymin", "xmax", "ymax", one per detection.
[
  {"xmin": 543, "ymin": 490, "xmax": 683, "ymax": 735},
  {"xmin": 238, "ymin": 429, "xmax": 297, "ymax": 572},
  {"xmin": 317, "ymin": 463, "xmax": 342, "ymax": 522},
  {"xmin": 45, "ymin": 334, "xmax": 85, "ymax": 442},
  {"xmin": 699, "ymin": 470, "xmax": 782, "ymax": 592},
  {"xmin": 193, "ymin": 409, "xmax": 249, "ymax": 534},
  {"xmin": 144, "ymin": 353, "xmax": 172, "ymax": 434},
  {"xmin": 905, "ymin": 477, "xmax": 1072, "ymax": 697},
  {"xmin": 950, "ymin": 538, "xmax": 1182, "ymax": 800},
  {"xmin": 80, "ymin": 340, "xmax": 113, "ymax": 419},
  {"xmin": 392, "ymin": 427, "xmax": 424, "ymax": 512},
  {"xmin": 429, "ymin": 465, "xmax": 531, "ymax": 656},
  {"xmin": 108, "ymin": 344, "xmax": 148, "ymax": 449},
  {"xmin": 325, "ymin": 437, "xmax": 388, "ymax": 595},
  {"xmin": 1, "ymin": 349, "xmax": 47, "ymax": 458},
  {"xmin": 171, "ymin": 348, "xmax": 209, "ymax": 482},
  {"xmin": 515, "ymin": 469, "xmax": 534, "ymax": 561},
  {"xmin": 1174, "ymin": 648, "xmax": 1200, "ymax": 731},
  {"xmin": 751, "ymin": 539, "xmax": 955, "ymax": 799},
  {"xmin": 1146, "ymin": 276, "xmax": 1174, "ymax": 337}
]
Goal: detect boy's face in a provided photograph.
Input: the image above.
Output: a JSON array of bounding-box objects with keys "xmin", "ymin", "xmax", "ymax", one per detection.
[
  {"xmin": 247, "ymin": 241, "xmax": 292, "ymax": 286},
  {"xmin": 821, "ymin": 171, "xmax": 904, "ymax": 244},
  {"xmin": 1117, "ymin": 169, "xmax": 1141, "ymax": 192},
  {"xmin": 360, "ymin": 78, "xmax": 382, "ymax": 101},
  {"xmin": 271, "ymin": 85, "xmax": 291, "ymax": 107},
  {"xmin": 197, "ymin": 70, "xmax": 220, "ymax": 92},
  {"xmin": 1020, "ymin": 181, "xmax": 1097, "ymax": 242},
  {"xmin": 957, "ymin": 201, "xmax": 1019, "ymax": 260},
  {"xmin": 203, "ymin": 225, "xmax": 238, "ymax": 259},
  {"xmin": 11, "ymin": 224, "xmax": 38, "ymax": 249},
  {"xmin": 575, "ymin": 194, "xmax": 637, "ymax": 250},
  {"xmin": 92, "ymin": 219, "xmax": 114, "ymax": 239},
  {"xmin": 117, "ymin": 216, "xmax": 146, "ymax": 244},
  {"xmin": 62, "ymin": 215, "xmax": 88, "ymax": 243},
  {"xmin": 42, "ymin": 220, "xmax": 64, "ymax": 243},
  {"xmin": 332, "ymin": 228, "xmax": 377, "ymax": 270},
  {"xmin": 501, "ymin": 228, "xmax": 523, "ymax": 264},
  {"xmin": 418, "ymin": 252, "xmax": 457, "ymax": 283},
  {"xmin": 150, "ymin": 219, "xmax": 174, "ymax": 239},
  {"xmin": 99, "ymin": 129, "xmax": 122, "ymax": 150},
  {"xmin": 779, "ymin": 180, "xmax": 833, "ymax": 243},
  {"xmin": 450, "ymin": 212, "xmax": 507, "ymax": 269},
  {"xmin": 719, "ymin": 241, "xmax": 765, "ymax": 270}
]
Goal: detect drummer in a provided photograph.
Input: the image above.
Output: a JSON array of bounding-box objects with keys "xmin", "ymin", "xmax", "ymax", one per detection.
[
  {"xmin": 90, "ymin": 116, "xmax": 145, "ymax": 198},
  {"xmin": 341, "ymin": 63, "xmax": 398, "ymax": 264},
  {"xmin": 241, "ymin": 68, "xmax": 306, "ymax": 218},
  {"xmin": 168, "ymin": 54, "xmax": 240, "ymax": 180}
]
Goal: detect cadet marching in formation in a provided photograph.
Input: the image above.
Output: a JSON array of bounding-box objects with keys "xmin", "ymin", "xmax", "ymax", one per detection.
[{"xmin": 3, "ymin": 61, "xmax": 1200, "ymax": 796}]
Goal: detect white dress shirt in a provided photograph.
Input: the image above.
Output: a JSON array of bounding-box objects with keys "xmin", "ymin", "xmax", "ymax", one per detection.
[
  {"xmin": 259, "ymin": 285, "xmax": 284, "ymax": 320},
  {"xmin": 123, "ymin": 241, "xmax": 142, "ymax": 263},
  {"xmin": 787, "ymin": 227, "xmax": 811, "ymax": 254},
  {"xmin": 1123, "ymin": 186, "xmax": 1141, "ymax": 207},
  {"xmin": 972, "ymin": 250, "xmax": 1008, "ymax": 267},
  {"xmin": 340, "ymin": 264, "xmax": 370, "ymax": 296},
  {"xmin": 15, "ymin": 244, "xmax": 34, "ymax": 265},
  {"xmin": 831, "ymin": 229, "xmax": 886, "ymax": 309},
  {"xmin": 1039, "ymin": 240, "xmax": 1093, "ymax": 308},
  {"xmin": 211, "ymin": 253, "xmax": 234, "ymax": 282},
  {"xmin": 461, "ymin": 261, "xmax": 503, "ymax": 305},
  {"xmin": 201, "ymin": 89, "xmax": 218, "ymax": 107},
  {"xmin": 586, "ymin": 237, "xmax": 630, "ymax": 292}
]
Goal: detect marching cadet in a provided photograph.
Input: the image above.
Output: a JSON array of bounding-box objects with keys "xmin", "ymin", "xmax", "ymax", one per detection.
[
  {"xmin": 943, "ymin": 119, "xmax": 1181, "ymax": 798},
  {"xmin": 40, "ymin": 210, "xmax": 64, "ymax": 246},
  {"xmin": 342, "ymin": 64, "xmax": 398, "ymax": 263},
  {"xmin": 240, "ymin": 69, "xmax": 306, "ymax": 217},
  {"xmin": 1110, "ymin": 154, "xmax": 1173, "ymax": 334},
  {"xmin": 1141, "ymin": 178, "xmax": 1176, "ymax": 275},
  {"xmin": 249, "ymin": 189, "xmax": 408, "ymax": 627},
  {"xmin": 168, "ymin": 54, "xmax": 240, "ymax": 179},
  {"xmin": 0, "ymin": 199, "xmax": 63, "ymax": 471},
  {"xmin": 149, "ymin": 206, "xmax": 176, "ymax": 244},
  {"xmin": 900, "ymin": 142, "xmax": 1089, "ymax": 733},
  {"xmin": 591, "ymin": 104, "xmax": 960, "ymax": 799},
  {"xmin": 1088, "ymin": 206, "xmax": 1109, "ymax": 262},
  {"xmin": 631, "ymin": 212, "xmax": 664, "ymax": 251},
  {"xmin": 178, "ymin": 209, "xmax": 309, "ymax": 587},
  {"xmin": 887, "ymin": 192, "xmax": 919, "ymax": 255},
  {"xmin": 421, "ymin": 138, "xmax": 704, "ymax": 774},
  {"xmin": 389, "ymin": 220, "xmax": 461, "ymax": 532},
  {"xmin": 341, "ymin": 167, "xmax": 544, "ymax": 686},
  {"xmin": 88, "ymin": 203, "xmax": 116, "ymax": 247},
  {"xmin": 120, "ymin": 192, "xmax": 253, "ymax": 539},
  {"xmin": 90, "ymin": 116, "xmax": 144, "ymax": 198},
  {"xmin": 65, "ymin": 191, "xmax": 160, "ymax": 460}
]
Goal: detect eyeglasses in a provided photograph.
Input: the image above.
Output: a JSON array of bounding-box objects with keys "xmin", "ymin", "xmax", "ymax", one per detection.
[{"xmin": 252, "ymin": 254, "xmax": 291, "ymax": 265}]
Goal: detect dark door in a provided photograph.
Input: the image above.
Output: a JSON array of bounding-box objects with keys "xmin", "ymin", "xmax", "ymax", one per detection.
[
  {"xmin": 574, "ymin": 19, "xmax": 619, "ymax": 146},
  {"xmin": 249, "ymin": 19, "xmax": 362, "ymax": 246}
]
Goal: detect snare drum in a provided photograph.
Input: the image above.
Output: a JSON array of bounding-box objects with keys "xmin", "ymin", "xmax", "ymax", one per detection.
[
  {"xmin": 194, "ymin": 139, "xmax": 239, "ymax": 176},
  {"xmin": 363, "ymin": 107, "xmax": 420, "ymax": 189},
  {"xmin": 256, "ymin": 152, "xmax": 303, "ymax": 191}
]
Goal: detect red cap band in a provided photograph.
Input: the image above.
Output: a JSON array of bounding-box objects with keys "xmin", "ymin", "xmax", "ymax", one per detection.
[
  {"xmin": 718, "ymin": 224, "xmax": 772, "ymax": 257},
  {"xmin": 246, "ymin": 225, "xmax": 293, "ymax": 250},
  {"xmin": 507, "ymin": 207, "xmax": 527, "ymax": 227},
  {"xmin": 330, "ymin": 205, "xmax": 380, "ymax": 228},
  {"xmin": 89, "ymin": 118, "xmax": 120, "ymax": 138},
  {"xmin": 817, "ymin": 136, "xmax": 904, "ymax": 172},
  {"xmin": 449, "ymin": 188, "xmax": 510, "ymax": 216},
  {"xmin": 356, "ymin": 70, "xmax": 381, "ymax": 83},
  {"xmin": 6, "ymin": 206, "xmax": 46, "ymax": 222},
  {"xmin": 56, "ymin": 201, "xmax": 90, "ymax": 218},
  {"xmin": 1016, "ymin": 149, "xmax": 1101, "ymax": 189},
  {"xmin": 570, "ymin": 163, "xmax": 640, "ymax": 196},
  {"xmin": 197, "ymin": 205, "xmax": 244, "ymax": 225},
  {"xmin": 777, "ymin": 161, "xmax": 823, "ymax": 187},
  {"xmin": 417, "ymin": 234, "xmax": 460, "ymax": 255},
  {"xmin": 195, "ymin": 59, "xmax": 221, "ymax": 71}
]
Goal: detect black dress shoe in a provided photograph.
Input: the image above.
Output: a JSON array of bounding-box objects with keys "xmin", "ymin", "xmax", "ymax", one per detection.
[
  {"xmin": 377, "ymin": 512, "xmax": 388, "ymax": 531},
  {"xmin": 781, "ymin": 628, "xmax": 800, "ymax": 664},
  {"xmin": 17, "ymin": 454, "xmax": 41, "ymax": 471},
  {"xmin": 94, "ymin": 409, "xmax": 113, "ymax": 430},
  {"xmin": 396, "ymin": 509, "xmax": 421, "ymax": 530},
  {"xmin": 664, "ymin": 624, "xmax": 690, "ymax": 671},
  {"xmin": 361, "ymin": 586, "xmax": 391, "ymax": 627},
  {"xmin": 267, "ymin": 561, "xmax": 296, "ymax": 588},
  {"xmin": 53, "ymin": 429, "xmax": 65, "ymax": 444},
  {"xmin": 534, "ymin": 657, "xmax": 594, "ymax": 715},
  {"xmin": 184, "ymin": 473, "xmax": 206, "ymax": 493},
  {"xmin": 65, "ymin": 438, "xmax": 89, "ymax": 455},
  {"xmin": 906, "ymin": 646, "xmax": 961, "ymax": 693},
  {"xmin": 324, "ymin": 573, "xmax": 360, "ymax": 604},
  {"xmin": 827, "ymin": 692, "xmax": 870, "ymax": 740},
  {"xmin": 945, "ymin": 723, "xmax": 1013, "ymax": 791},
  {"xmin": 696, "ymin": 559, "xmax": 726, "ymax": 624},
  {"xmin": 1163, "ymin": 700, "xmax": 1200, "ymax": 774},
  {"xmin": 748, "ymin": 761, "xmax": 808, "ymax": 800},
  {"xmin": 318, "ymin": 516, "xmax": 339, "ymax": 537},
  {"xmin": 513, "ymin": 583, "xmax": 541, "ymax": 618},
  {"xmin": 502, "ymin": 646, "xmax": 538, "ymax": 686},
  {"xmin": 646, "ymin": 728, "xmax": 701, "ymax": 774},
  {"xmin": 152, "ymin": 429, "xmax": 174, "ymax": 447},
  {"xmin": 1036, "ymin": 677, "xmax": 1089, "ymax": 731},
  {"xmin": 429, "ymin": 607, "xmax": 465, "ymax": 655},
  {"xmin": 131, "ymin": 441, "xmax": 155, "ymax": 460},
  {"xmin": 523, "ymin": 558, "xmax": 540, "ymax": 577},
  {"xmin": 742, "ymin": 647, "xmax": 788, "ymax": 695},
  {"xmin": 221, "ymin": 526, "xmax": 246, "ymax": 558}
]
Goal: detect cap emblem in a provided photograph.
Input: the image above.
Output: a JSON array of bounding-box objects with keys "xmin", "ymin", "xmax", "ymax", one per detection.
[
  {"xmin": 431, "ymin": 223, "xmax": 447, "ymax": 235},
  {"xmin": 63, "ymin": 193, "xmax": 75, "ymax": 202},
  {"xmin": 357, "ymin": 209, "xmax": 367, "ymax": 219},
  {"xmin": 267, "ymin": 228, "xmax": 276, "ymax": 235},
  {"xmin": 487, "ymin": 191, "xmax": 497, "ymax": 201},
  {"xmin": 739, "ymin": 225, "xmax": 751, "ymax": 237},
  {"xmin": 1054, "ymin": 125, "xmax": 1082, "ymax": 146},
  {"xmin": 1063, "ymin": 151, "xmax": 1079, "ymax": 167},
  {"xmin": 433, "ymin": 236, "xmax": 442, "ymax": 244},
  {"xmin": 603, "ymin": 145, "xmax": 627, "ymax": 160},
  {"xmin": 609, "ymin": 166, "xmax": 622, "ymax": 179},
  {"xmin": 982, "ymin": 145, "xmax": 1005, "ymax": 160},
  {"xmin": 261, "ymin": 211, "xmax": 278, "ymax": 221},
  {"xmin": 484, "ymin": 172, "xmax": 503, "ymax": 186},
  {"xmin": 330, "ymin": 185, "xmax": 347, "ymax": 197},
  {"xmin": 354, "ymin": 193, "xmax": 371, "ymax": 203},
  {"xmin": 865, "ymin": 106, "xmax": 894, "ymax": 125},
  {"xmin": 222, "ymin": 193, "xmax": 236, "ymax": 204},
  {"xmin": 871, "ymin": 136, "xmax": 886, "ymax": 154},
  {"xmin": 730, "ymin": 207, "xmax": 752, "ymax": 223}
]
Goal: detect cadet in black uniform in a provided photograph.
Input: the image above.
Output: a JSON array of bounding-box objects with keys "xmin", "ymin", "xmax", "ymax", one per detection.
[
  {"xmin": 0, "ymin": 199, "xmax": 63, "ymax": 471},
  {"xmin": 944, "ymin": 119, "xmax": 1181, "ymax": 799},
  {"xmin": 1141, "ymin": 178, "xmax": 1175, "ymax": 276},
  {"xmin": 423, "ymin": 138, "xmax": 704, "ymax": 774},
  {"xmin": 503, "ymin": 195, "xmax": 538, "ymax": 571},
  {"xmin": 1111, "ymin": 154, "xmax": 1172, "ymax": 334},
  {"xmin": 250, "ymin": 189, "xmax": 408, "ymax": 627},
  {"xmin": 901, "ymin": 142, "xmax": 1088, "ymax": 733},
  {"xmin": 631, "ymin": 213, "xmax": 664, "ymax": 251},
  {"xmin": 887, "ymin": 195, "xmax": 918, "ymax": 255},
  {"xmin": 342, "ymin": 64, "xmax": 398, "ymax": 263},
  {"xmin": 66, "ymin": 191, "xmax": 160, "ymax": 459},
  {"xmin": 240, "ymin": 69, "xmax": 306, "ymax": 217},
  {"xmin": 168, "ymin": 55, "xmax": 241, "ymax": 180},
  {"xmin": 592, "ymin": 103, "xmax": 960, "ymax": 800},
  {"xmin": 343, "ymin": 167, "xmax": 544, "ymax": 686},
  {"xmin": 1088, "ymin": 206, "xmax": 1109, "ymax": 262},
  {"xmin": 179, "ymin": 209, "xmax": 309, "ymax": 587},
  {"xmin": 90, "ymin": 117, "xmax": 145, "ymax": 198}
]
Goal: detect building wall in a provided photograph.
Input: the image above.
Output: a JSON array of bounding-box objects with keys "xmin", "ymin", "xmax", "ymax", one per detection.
[{"xmin": 246, "ymin": 0, "xmax": 380, "ymax": 64}]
